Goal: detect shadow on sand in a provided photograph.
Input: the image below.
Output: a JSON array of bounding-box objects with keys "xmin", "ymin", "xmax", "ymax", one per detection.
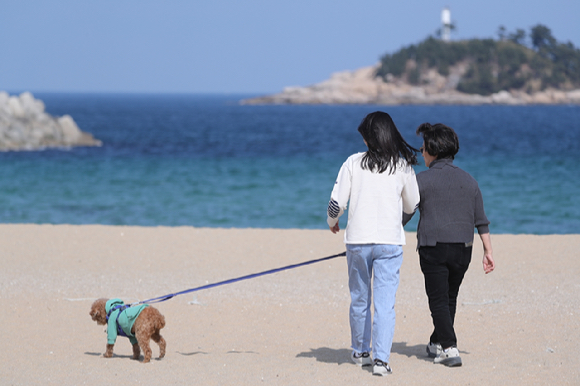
[
  {"xmin": 296, "ymin": 341, "xmax": 445, "ymax": 366},
  {"xmin": 296, "ymin": 347, "xmax": 352, "ymax": 365}
]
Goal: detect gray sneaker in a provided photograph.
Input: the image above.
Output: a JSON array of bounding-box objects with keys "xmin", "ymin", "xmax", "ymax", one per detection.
[
  {"xmin": 426, "ymin": 342, "xmax": 442, "ymax": 358},
  {"xmin": 372, "ymin": 359, "xmax": 392, "ymax": 376},
  {"xmin": 351, "ymin": 351, "xmax": 372, "ymax": 367},
  {"xmin": 434, "ymin": 346, "xmax": 462, "ymax": 367}
]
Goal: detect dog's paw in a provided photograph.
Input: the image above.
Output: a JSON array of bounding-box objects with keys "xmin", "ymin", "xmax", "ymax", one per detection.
[{"xmin": 104, "ymin": 344, "xmax": 114, "ymax": 358}]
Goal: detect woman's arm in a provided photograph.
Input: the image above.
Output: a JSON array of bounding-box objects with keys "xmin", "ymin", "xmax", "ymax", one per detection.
[
  {"xmin": 327, "ymin": 160, "xmax": 352, "ymax": 233},
  {"xmin": 401, "ymin": 171, "xmax": 420, "ymax": 226}
]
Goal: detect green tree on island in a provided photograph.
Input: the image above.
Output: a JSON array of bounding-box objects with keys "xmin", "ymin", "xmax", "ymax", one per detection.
[{"xmin": 376, "ymin": 24, "xmax": 580, "ymax": 95}]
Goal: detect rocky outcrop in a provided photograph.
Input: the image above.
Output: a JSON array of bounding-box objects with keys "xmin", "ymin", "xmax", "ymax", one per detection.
[
  {"xmin": 0, "ymin": 91, "xmax": 102, "ymax": 151},
  {"xmin": 242, "ymin": 64, "xmax": 580, "ymax": 105}
]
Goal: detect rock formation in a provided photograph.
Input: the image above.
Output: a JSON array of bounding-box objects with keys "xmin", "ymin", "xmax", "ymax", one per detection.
[
  {"xmin": 0, "ymin": 91, "xmax": 102, "ymax": 151},
  {"xmin": 242, "ymin": 64, "xmax": 580, "ymax": 105}
]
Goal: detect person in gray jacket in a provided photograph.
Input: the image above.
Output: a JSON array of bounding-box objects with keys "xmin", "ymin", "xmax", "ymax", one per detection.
[{"xmin": 412, "ymin": 122, "xmax": 495, "ymax": 367}]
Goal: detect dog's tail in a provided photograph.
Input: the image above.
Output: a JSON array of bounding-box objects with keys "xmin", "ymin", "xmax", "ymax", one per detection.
[
  {"xmin": 157, "ymin": 313, "xmax": 166, "ymax": 330},
  {"xmin": 140, "ymin": 306, "xmax": 166, "ymax": 331},
  {"xmin": 150, "ymin": 306, "xmax": 165, "ymax": 330}
]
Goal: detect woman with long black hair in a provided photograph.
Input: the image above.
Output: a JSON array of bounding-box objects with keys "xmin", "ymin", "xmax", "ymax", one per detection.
[{"xmin": 327, "ymin": 111, "xmax": 420, "ymax": 376}]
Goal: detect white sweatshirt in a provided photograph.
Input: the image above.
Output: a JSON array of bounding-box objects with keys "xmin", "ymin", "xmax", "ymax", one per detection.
[{"xmin": 327, "ymin": 152, "xmax": 420, "ymax": 245}]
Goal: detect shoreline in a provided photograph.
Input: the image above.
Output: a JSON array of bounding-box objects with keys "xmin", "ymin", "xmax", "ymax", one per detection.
[
  {"xmin": 1, "ymin": 224, "xmax": 578, "ymax": 385},
  {"xmin": 1, "ymin": 222, "xmax": 577, "ymax": 235}
]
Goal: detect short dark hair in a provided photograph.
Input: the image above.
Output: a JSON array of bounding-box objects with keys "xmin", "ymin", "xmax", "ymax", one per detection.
[
  {"xmin": 416, "ymin": 122, "xmax": 459, "ymax": 160},
  {"xmin": 358, "ymin": 111, "xmax": 418, "ymax": 174}
]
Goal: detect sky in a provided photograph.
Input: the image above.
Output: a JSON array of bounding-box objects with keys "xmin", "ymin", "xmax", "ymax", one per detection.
[{"xmin": 1, "ymin": 0, "xmax": 579, "ymax": 95}]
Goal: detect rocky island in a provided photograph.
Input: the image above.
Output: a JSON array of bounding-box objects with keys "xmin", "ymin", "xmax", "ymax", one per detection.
[
  {"xmin": 0, "ymin": 91, "xmax": 102, "ymax": 151},
  {"xmin": 242, "ymin": 64, "xmax": 580, "ymax": 105},
  {"xmin": 243, "ymin": 24, "xmax": 580, "ymax": 105}
]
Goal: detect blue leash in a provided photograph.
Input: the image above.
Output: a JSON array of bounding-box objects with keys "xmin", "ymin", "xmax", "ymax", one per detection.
[{"xmin": 130, "ymin": 251, "xmax": 346, "ymax": 306}]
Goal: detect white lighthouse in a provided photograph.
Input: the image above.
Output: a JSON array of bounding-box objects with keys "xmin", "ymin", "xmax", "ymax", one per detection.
[{"xmin": 441, "ymin": 7, "xmax": 451, "ymax": 42}]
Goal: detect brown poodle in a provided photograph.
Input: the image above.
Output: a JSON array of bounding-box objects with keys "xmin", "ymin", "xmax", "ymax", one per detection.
[{"xmin": 90, "ymin": 298, "xmax": 166, "ymax": 363}]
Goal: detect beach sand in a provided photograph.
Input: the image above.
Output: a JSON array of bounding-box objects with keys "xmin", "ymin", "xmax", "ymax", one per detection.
[{"xmin": 1, "ymin": 224, "xmax": 578, "ymax": 385}]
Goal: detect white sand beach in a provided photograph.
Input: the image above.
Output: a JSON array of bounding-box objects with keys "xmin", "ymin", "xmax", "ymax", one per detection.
[{"xmin": 1, "ymin": 224, "xmax": 578, "ymax": 385}]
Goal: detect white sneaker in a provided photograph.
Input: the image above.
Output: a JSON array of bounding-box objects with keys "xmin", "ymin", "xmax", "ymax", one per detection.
[
  {"xmin": 351, "ymin": 351, "xmax": 373, "ymax": 367},
  {"xmin": 434, "ymin": 346, "xmax": 462, "ymax": 367},
  {"xmin": 372, "ymin": 359, "xmax": 392, "ymax": 376},
  {"xmin": 426, "ymin": 342, "xmax": 442, "ymax": 358}
]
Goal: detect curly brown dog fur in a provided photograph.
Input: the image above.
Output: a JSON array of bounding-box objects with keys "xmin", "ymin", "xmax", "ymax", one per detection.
[{"xmin": 90, "ymin": 298, "xmax": 166, "ymax": 363}]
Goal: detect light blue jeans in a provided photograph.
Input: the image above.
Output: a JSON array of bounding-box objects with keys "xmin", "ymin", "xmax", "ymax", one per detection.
[{"xmin": 346, "ymin": 244, "xmax": 403, "ymax": 363}]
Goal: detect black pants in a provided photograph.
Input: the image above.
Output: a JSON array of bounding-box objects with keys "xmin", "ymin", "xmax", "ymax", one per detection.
[{"xmin": 419, "ymin": 243, "xmax": 472, "ymax": 349}]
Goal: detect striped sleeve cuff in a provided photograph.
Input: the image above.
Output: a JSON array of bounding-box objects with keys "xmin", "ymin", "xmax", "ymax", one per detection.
[{"xmin": 327, "ymin": 199, "xmax": 340, "ymax": 219}]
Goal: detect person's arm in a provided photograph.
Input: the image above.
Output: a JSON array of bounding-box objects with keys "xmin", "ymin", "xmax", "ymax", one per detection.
[
  {"xmin": 479, "ymin": 232, "xmax": 495, "ymax": 274},
  {"xmin": 474, "ymin": 183, "xmax": 493, "ymax": 273},
  {"xmin": 327, "ymin": 161, "xmax": 351, "ymax": 233},
  {"xmin": 327, "ymin": 197, "xmax": 342, "ymax": 233},
  {"xmin": 401, "ymin": 171, "xmax": 420, "ymax": 226}
]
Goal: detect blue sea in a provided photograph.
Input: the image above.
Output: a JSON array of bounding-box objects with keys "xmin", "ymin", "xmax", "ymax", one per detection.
[{"xmin": 1, "ymin": 93, "xmax": 579, "ymax": 234}]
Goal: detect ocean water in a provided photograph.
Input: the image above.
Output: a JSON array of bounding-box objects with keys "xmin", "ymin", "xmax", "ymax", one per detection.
[{"xmin": 1, "ymin": 93, "xmax": 578, "ymax": 234}]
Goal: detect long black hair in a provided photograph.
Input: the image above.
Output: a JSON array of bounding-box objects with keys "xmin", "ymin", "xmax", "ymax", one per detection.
[{"xmin": 357, "ymin": 111, "xmax": 418, "ymax": 174}]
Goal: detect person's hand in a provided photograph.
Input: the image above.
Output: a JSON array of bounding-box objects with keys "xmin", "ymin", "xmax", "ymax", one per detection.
[
  {"xmin": 482, "ymin": 252, "xmax": 495, "ymax": 274},
  {"xmin": 329, "ymin": 222, "xmax": 340, "ymax": 234},
  {"xmin": 479, "ymin": 233, "xmax": 494, "ymax": 274}
]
